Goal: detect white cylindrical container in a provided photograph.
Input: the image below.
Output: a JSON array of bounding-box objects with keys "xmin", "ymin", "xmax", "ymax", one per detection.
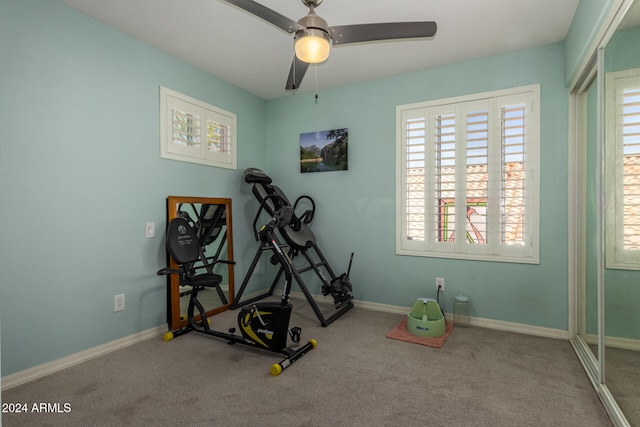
[{"xmin": 454, "ymin": 294, "xmax": 471, "ymax": 327}]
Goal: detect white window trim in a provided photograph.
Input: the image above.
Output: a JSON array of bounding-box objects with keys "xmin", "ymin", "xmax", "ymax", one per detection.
[
  {"xmin": 159, "ymin": 86, "xmax": 237, "ymax": 170},
  {"xmin": 605, "ymin": 68, "xmax": 640, "ymax": 270},
  {"xmin": 396, "ymin": 84, "xmax": 540, "ymax": 264}
]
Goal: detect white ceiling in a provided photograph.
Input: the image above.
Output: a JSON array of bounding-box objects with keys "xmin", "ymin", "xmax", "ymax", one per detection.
[{"xmin": 59, "ymin": 0, "xmax": 579, "ymax": 100}]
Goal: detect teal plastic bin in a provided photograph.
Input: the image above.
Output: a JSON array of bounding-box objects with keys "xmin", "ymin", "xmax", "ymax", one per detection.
[{"xmin": 406, "ymin": 297, "xmax": 446, "ymax": 338}]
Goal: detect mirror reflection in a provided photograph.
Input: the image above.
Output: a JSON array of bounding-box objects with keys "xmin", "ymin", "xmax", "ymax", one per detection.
[
  {"xmin": 165, "ymin": 196, "xmax": 234, "ymax": 330},
  {"xmin": 603, "ymin": 1, "xmax": 640, "ymax": 423}
]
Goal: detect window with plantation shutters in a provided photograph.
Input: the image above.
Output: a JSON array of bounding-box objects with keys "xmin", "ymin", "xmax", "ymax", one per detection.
[
  {"xmin": 605, "ymin": 69, "xmax": 640, "ymax": 269},
  {"xmin": 160, "ymin": 86, "xmax": 237, "ymax": 169},
  {"xmin": 396, "ymin": 85, "xmax": 540, "ymax": 263}
]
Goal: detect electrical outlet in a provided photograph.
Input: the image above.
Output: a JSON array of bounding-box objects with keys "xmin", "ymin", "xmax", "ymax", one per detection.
[
  {"xmin": 114, "ymin": 294, "xmax": 125, "ymax": 312},
  {"xmin": 436, "ymin": 277, "xmax": 445, "ymax": 292}
]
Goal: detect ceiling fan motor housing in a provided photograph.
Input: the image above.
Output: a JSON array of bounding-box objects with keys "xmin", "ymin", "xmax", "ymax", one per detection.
[
  {"xmin": 297, "ymin": 8, "xmax": 330, "ymax": 38},
  {"xmin": 301, "ymin": 0, "xmax": 323, "ymax": 8}
]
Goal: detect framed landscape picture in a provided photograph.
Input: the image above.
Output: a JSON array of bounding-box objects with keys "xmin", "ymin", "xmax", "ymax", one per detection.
[{"xmin": 300, "ymin": 128, "xmax": 348, "ymax": 173}]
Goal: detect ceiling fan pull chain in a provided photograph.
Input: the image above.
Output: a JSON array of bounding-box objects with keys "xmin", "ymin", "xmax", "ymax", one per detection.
[{"xmin": 315, "ymin": 64, "xmax": 318, "ymax": 103}]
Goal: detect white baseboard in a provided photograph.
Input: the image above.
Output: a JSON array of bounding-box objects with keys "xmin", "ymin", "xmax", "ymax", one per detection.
[
  {"xmin": 581, "ymin": 332, "xmax": 640, "ymax": 351},
  {"xmin": 291, "ymin": 292, "xmax": 569, "ymax": 340},
  {"xmin": 605, "ymin": 335, "xmax": 640, "ymax": 350},
  {"xmin": 468, "ymin": 315, "xmax": 569, "ymax": 340},
  {"xmin": 353, "ymin": 299, "xmax": 569, "ymax": 340},
  {"xmin": 1, "ymin": 325, "xmax": 166, "ymax": 391}
]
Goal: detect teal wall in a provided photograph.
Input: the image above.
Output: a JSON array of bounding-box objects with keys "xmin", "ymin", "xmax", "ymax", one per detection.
[
  {"xmin": 265, "ymin": 44, "xmax": 569, "ymax": 331},
  {"xmin": 0, "ymin": 0, "xmax": 266, "ymax": 376},
  {"xmin": 565, "ymin": 0, "xmax": 617, "ymax": 85}
]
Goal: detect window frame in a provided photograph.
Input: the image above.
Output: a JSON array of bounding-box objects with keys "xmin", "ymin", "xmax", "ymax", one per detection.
[
  {"xmin": 159, "ymin": 86, "xmax": 237, "ymax": 170},
  {"xmin": 396, "ymin": 84, "xmax": 540, "ymax": 264},
  {"xmin": 605, "ymin": 68, "xmax": 640, "ymax": 270}
]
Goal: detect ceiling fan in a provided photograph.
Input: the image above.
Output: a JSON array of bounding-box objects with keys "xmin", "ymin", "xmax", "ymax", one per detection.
[{"xmin": 223, "ymin": 0, "xmax": 437, "ymax": 91}]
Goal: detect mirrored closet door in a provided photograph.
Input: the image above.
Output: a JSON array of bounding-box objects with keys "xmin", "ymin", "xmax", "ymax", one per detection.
[
  {"xmin": 602, "ymin": 2, "xmax": 640, "ymax": 423},
  {"xmin": 573, "ymin": 1, "xmax": 640, "ymax": 425}
]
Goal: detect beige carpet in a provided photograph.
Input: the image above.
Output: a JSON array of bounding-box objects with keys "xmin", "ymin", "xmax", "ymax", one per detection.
[{"xmin": 2, "ymin": 299, "xmax": 612, "ymax": 426}]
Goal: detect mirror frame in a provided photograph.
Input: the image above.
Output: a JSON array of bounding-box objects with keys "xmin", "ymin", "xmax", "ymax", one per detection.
[
  {"xmin": 165, "ymin": 195, "xmax": 235, "ymax": 330},
  {"xmin": 571, "ymin": 62, "xmax": 601, "ymax": 376}
]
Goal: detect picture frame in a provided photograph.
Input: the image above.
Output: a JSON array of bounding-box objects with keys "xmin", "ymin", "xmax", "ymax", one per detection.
[{"xmin": 300, "ymin": 128, "xmax": 348, "ymax": 173}]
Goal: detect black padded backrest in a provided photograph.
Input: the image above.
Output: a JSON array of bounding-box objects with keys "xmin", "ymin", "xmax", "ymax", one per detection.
[
  {"xmin": 244, "ymin": 167, "xmax": 272, "ymax": 185},
  {"xmin": 166, "ymin": 217, "xmax": 201, "ymax": 265}
]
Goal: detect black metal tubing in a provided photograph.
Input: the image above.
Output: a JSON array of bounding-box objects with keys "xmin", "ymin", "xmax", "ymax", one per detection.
[
  {"xmin": 270, "ymin": 339, "xmax": 316, "ymax": 376},
  {"xmin": 233, "ymin": 240, "xmax": 354, "ymax": 327},
  {"xmin": 230, "ymin": 241, "xmax": 279, "ymax": 309}
]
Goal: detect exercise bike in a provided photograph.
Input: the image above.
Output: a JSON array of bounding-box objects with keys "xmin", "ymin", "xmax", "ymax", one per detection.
[{"xmin": 157, "ymin": 203, "xmax": 316, "ymax": 376}]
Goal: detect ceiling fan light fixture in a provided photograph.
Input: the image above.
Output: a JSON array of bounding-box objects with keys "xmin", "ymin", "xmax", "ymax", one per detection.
[{"xmin": 294, "ymin": 29, "xmax": 331, "ymax": 64}]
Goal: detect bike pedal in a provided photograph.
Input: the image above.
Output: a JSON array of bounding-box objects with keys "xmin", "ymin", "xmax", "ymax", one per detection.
[{"xmin": 289, "ymin": 326, "xmax": 301, "ymax": 343}]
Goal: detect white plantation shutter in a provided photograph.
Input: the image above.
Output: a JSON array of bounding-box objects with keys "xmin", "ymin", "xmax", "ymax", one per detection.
[
  {"xmin": 463, "ymin": 104, "xmax": 489, "ymax": 248},
  {"xmin": 396, "ymin": 85, "xmax": 540, "ymax": 263},
  {"xmin": 160, "ymin": 87, "xmax": 237, "ymax": 169},
  {"xmin": 168, "ymin": 97, "xmax": 202, "ymax": 158},
  {"xmin": 404, "ymin": 114, "xmax": 427, "ymax": 242},
  {"xmin": 622, "ymin": 88, "xmax": 640, "ymax": 249},
  {"xmin": 207, "ymin": 120, "xmax": 229, "ymax": 153},
  {"xmin": 500, "ymin": 102, "xmax": 527, "ymax": 246},
  {"xmin": 434, "ymin": 111, "xmax": 456, "ymax": 245},
  {"xmin": 606, "ymin": 70, "xmax": 640, "ymax": 269},
  {"xmin": 204, "ymin": 109, "xmax": 234, "ymax": 167}
]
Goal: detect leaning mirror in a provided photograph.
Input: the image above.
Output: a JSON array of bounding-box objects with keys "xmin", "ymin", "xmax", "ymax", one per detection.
[{"xmin": 164, "ymin": 196, "xmax": 234, "ymax": 331}]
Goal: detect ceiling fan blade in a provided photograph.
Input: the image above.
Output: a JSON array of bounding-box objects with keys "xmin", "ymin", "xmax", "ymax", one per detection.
[
  {"xmin": 285, "ymin": 56, "xmax": 310, "ymax": 91},
  {"xmin": 223, "ymin": 0, "xmax": 305, "ymax": 33},
  {"xmin": 330, "ymin": 22, "xmax": 437, "ymax": 45}
]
